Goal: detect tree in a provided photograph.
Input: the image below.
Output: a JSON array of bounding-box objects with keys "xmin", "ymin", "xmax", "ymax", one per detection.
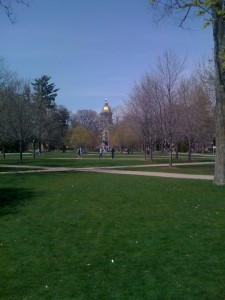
[
  {"xmin": 195, "ymin": 56, "xmax": 216, "ymax": 106},
  {"xmin": 124, "ymin": 74, "xmax": 160, "ymax": 160},
  {"xmin": 32, "ymin": 75, "xmax": 59, "ymax": 110},
  {"xmin": 0, "ymin": 87, "xmax": 12, "ymax": 158},
  {"xmin": 110, "ymin": 123, "xmax": 132, "ymax": 152},
  {"xmin": 71, "ymin": 109, "xmax": 101, "ymax": 150},
  {"xmin": 31, "ymin": 75, "xmax": 59, "ymax": 153},
  {"xmin": 48, "ymin": 105, "xmax": 71, "ymax": 151},
  {"xmin": 178, "ymin": 76, "xmax": 214, "ymax": 160},
  {"xmin": 148, "ymin": 0, "xmax": 225, "ymax": 184},
  {"xmin": 1, "ymin": 0, "xmax": 29, "ymax": 23},
  {"xmin": 153, "ymin": 50, "xmax": 186, "ymax": 165},
  {"xmin": 71, "ymin": 126, "xmax": 92, "ymax": 151},
  {"xmin": 0, "ymin": 58, "xmax": 15, "ymax": 158},
  {"xmin": 8, "ymin": 79, "xmax": 32, "ymax": 162},
  {"xmin": 71, "ymin": 109, "xmax": 100, "ymax": 134}
]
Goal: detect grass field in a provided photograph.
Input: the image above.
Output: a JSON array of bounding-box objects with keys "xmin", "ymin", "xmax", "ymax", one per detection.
[
  {"xmin": 0, "ymin": 150, "xmax": 215, "ymax": 167},
  {"xmin": 118, "ymin": 164, "xmax": 215, "ymax": 175},
  {"xmin": 0, "ymin": 152, "xmax": 224, "ymax": 299}
]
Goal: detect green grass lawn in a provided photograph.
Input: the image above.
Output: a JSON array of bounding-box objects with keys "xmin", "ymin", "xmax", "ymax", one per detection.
[
  {"xmin": 119, "ymin": 164, "xmax": 215, "ymax": 175},
  {"xmin": 0, "ymin": 168, "xmax": 224, "ymax": 299},
  {"xmin": 0, "ymin": 150, "xmax": 215, "ymax": 168},
  {"xmin": 0, "ymin": 167, "xmax": 44, "ymax": 173}
]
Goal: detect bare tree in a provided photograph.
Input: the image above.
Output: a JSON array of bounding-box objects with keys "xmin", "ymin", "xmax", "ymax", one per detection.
[
  {"xmin": 194, "ymin": 57, "xmax": 216, "ymax": 106},
  {"xmin": 71, "ymin": 109, "xmax": 100, "ymax": 134},
  {"xmin": 124, "ymin": 73, "xmax": 160, "ymax": 161},
  {"xmin": 112, "ymin": 105, "xmax": 123, "ymax": 127},
  {"xmin": 8, "ymin": 79, "xmax": 32, "ymax": 162},
  {"xmin": 0, "ymin": 87, "xmax": 12, "ymax": 158},
  {"xmin": 153, "ymin": 50, "xmax": 186, "ymax": 166},
  {"xmin": 148, "ymin": 0, "xmax": 225, "ymax": 184},
  {"xmin": 0, "ymin": 58, "xmax": 15, "ymax": 157},
  {"xmin": 71, "ymin": 110, "xmax": 101, "ymax": 149},
  {"xmin": 1, "ymin": 0, "xmax": 29, "ymax": 23},
  {"xmin": 178, "ymin": 76, "xmax": 215, "ymax": 160}
]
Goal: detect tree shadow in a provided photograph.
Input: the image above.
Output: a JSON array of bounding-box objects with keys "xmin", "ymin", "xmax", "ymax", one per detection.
[{"xmin": 0, "ymin": 188, "xmax": 35, "ymax": 217}]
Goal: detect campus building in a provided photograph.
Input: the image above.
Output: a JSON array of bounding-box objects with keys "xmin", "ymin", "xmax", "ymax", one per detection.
[{"xmin": 99, "ymin": 98, "xmax": 113, "ymax": 148}]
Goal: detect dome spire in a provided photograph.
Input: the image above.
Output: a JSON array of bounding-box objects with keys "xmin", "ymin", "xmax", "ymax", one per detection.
[{"xmin": 102, "ymin": 98, "xmax": 111, "ymax": 112}]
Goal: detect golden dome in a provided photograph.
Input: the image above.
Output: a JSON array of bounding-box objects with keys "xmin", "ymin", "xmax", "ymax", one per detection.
[{"xmin": 101, "ymin": 98, "xmax": 111, "ymax": 113}]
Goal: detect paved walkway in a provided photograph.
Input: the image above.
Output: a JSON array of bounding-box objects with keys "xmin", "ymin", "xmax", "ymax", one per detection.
[{"xmin": 0, "ymin": 162, "xmax": 214, "ymax": 180}]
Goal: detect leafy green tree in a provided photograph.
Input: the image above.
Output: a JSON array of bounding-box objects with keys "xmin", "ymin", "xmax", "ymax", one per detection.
[
  {"xmin": 71, "ymin": 126, "xmax": 91, "ymax": 151},
  {"xmin": 148, "ymin": 0, "xmax": 225, "ymax": 184},
  {"xmin": 71, "ymin": 110, "xmax": 100, "ymax": 150},
  {"xmin": 111, "ymin": 122, "xmax": 140, "ymax": 153}
]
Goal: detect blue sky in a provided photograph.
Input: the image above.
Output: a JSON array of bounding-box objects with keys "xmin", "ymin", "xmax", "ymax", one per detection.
[{"xmin": 0, "ymin": 0, "xmax": 213, "ymax": 113}]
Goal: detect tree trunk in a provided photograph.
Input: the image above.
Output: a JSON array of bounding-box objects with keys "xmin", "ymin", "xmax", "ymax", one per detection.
[
  {"xmin": 3, "ymin": 145, "xmax": 5, "ymax": 159},
  {"xmin": 168, "ymin": 137, "xmax": 173, "ymax": 167},
  {"xmin": 188, "ymin": 138, "xmax": 192, "ymax": 162},
  {"xmin": 19, "ymin": 139, "xmax": 23, "ymax": 163},
  {"xmin": 144, "ymin": 138, "xmax": 147, "ymax": 160},
  {"xmin": 150, "ymin": 147, "xmax": 153, "ymax": 162},
  {"xmin": 160, "ymin": 141, "xmax": 164, "ymax": 153},
  {"xmin": 38, "ymin": 141, "xmax": 42, "ymax": 154},
  {"xmin": 214, "ymin": 85, "xmax": 225, "ymax": 184},
  {"xmin": 169, "ymin": 149, "xmax": 173, "ymax": 167},
  {"xmin": 175, "ymin": 144, "xmax": 179, "ymax": 160},
  {"xmin": 212, "ymin": 13, "xmax": 225, "ymax": 185},
  {"xmin": 33, "ymin": 140, "xmax": 36, "ymax": 158}
]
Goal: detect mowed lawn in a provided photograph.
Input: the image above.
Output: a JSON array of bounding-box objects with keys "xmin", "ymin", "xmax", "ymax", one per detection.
[{"xmin": 0, "ymin": 169, "xmax": 225, "ymax": 299}]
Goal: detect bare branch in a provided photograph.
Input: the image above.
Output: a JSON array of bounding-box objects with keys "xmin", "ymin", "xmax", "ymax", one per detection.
[{"xmin": 0, "ymin": 0, "xmax": 29, "ymax": 24}]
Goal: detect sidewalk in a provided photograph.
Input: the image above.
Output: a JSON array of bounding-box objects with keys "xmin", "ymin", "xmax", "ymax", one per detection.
[
  {"xmin": 0, "ymin": 162, "xmax": 214, "ymax": 180},
  {"xmin": 78, "ymin": 167, "xmax": 213, "ymax": 180}
]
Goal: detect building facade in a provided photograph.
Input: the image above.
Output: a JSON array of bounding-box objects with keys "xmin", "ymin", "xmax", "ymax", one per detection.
[{"xmin": 99, "ymin": 99, "xmax": 113, "ymax": 148}]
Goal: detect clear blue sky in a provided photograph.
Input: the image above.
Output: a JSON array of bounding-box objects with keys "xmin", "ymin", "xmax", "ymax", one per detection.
[{"xmin": 0, "ymin": 0, "xmax": 213, "ymax": 113}]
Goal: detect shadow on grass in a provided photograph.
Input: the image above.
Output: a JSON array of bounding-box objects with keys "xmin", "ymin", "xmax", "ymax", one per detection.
[{"xmin": 0, "ymin": 188, "xmax": 35, "ymax": 217}]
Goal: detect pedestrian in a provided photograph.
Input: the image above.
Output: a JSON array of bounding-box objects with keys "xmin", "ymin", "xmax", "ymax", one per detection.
[
  {"xmin": 98, "ymin": 148, "xmax": 103, "ymax": 159},
  {"xmin": 79, "ymin": 147, "xmax": 83, "ymax": 159},
  {"xmin": 77, "ymin": 147, "xmax": 83, "ymax": 159},
  {"xmin": 77, "ymin": 148, "xmax": 80, "ymax": 159},
  {"xmin": 111, "ymin": 146, "xmax": 115, "ymax": 159}
]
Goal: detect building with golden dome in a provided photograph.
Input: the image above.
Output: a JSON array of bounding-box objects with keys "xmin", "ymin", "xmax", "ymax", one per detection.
[{"xmin": 100, "ymin": 99, "xmax": 113, "ymax": 148}]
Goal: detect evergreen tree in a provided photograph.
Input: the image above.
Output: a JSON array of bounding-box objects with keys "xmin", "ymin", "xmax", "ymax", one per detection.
[{"xmin": 31, "ymin": 75, "xmax": 59, "ymax": 153}]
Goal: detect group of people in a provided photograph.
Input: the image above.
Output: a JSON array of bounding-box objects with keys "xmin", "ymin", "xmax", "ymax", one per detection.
[
  {"xmin": 76, "ymin": 147, "xmax": 115, "ymax": 159},
  {"xmin": 98, "ymin": 147, "xmax": 115, "ymax": 159}
]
